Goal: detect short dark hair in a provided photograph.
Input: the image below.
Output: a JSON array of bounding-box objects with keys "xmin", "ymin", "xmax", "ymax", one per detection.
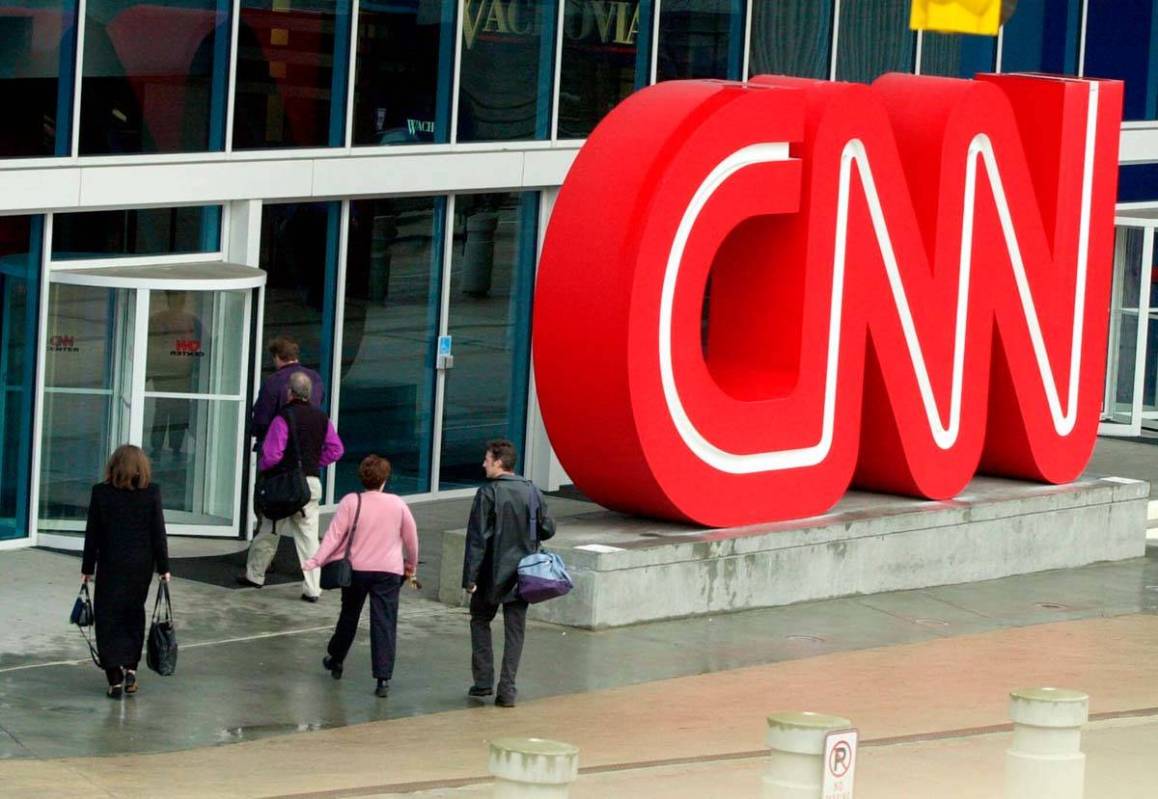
[
  {"xmin": 268, "ymin": 336, "xmax": 300, "ymax": 362},
  {"xmin": 105, "ymin": 444, "xmax": 151, "ymax": 489},
  {"xmin": 486, "ymin": 439, "xmax": 517, "ymax": 471},
  {"xmin": 358, "ymin": 454, "xmax": 392, "ymax": 489}
]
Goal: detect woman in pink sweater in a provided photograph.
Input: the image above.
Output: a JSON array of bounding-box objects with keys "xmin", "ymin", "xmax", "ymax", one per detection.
[{"xmin": 304, "ymin": 455, "xmax": 418, "ymax": 697}]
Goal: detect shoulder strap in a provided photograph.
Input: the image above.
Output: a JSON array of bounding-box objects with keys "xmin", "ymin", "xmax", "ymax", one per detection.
[
  {"xmin": 344, "ymin": 494, "xmax": 362, "ymax": 559},
  {"xmin": 525, "ymin": 480, "xmax": 542, "ymax": 544},
  {"xmin": 75, "ymin": 583, "xmax": 102, "ymax": 668},
  {"xmin": 280, "ymin": 405, "xmax": 303, "ymax": 468}
]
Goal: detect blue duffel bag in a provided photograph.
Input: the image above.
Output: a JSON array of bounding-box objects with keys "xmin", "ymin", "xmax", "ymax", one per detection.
[{"xmin": 517, "ymin": 549, "xmax": 573, "ymax": 604}]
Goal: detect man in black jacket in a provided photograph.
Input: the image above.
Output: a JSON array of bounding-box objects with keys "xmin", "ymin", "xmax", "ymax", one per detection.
[{"xmin": 462, "ymin": 439, "xmax": 556, "ymax": 707}]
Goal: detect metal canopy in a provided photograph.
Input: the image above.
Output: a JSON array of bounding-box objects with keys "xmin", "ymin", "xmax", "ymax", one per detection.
[{"xmin": 50, "ymin": 261, "xmax": 267, "ymax": 290}]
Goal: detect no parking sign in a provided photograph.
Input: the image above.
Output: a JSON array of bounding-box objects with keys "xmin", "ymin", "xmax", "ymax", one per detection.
[{"xmin": 822, "ymin": 729, "xmax": 858, "ymax": 799}]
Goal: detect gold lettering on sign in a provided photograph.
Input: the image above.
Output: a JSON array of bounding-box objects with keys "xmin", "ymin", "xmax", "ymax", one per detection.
[
  {"xmin": 567, "ymin": 1, "xmax": 640, "ymax": 46},
  {"xmin": 463, "ymin": 0, "xmax": 539, "ymax": 49}
]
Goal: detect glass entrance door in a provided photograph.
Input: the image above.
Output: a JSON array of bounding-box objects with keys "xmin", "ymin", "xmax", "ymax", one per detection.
[
  {"xmin": 39, "ymin": 278, "xmax": 255, "ymax": 536},
  {"xmin": 1103, "ymin": 224, "xmax": 1158, "ymax": 436}
]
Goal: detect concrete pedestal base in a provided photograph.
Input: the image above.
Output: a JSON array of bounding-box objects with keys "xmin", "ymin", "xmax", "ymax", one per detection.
[{"xmin": 438, "ymin": 475, "xmax": 1149, "ymax": 629}]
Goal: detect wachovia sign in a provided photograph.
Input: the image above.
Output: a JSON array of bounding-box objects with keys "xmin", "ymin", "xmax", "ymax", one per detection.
[{"xmin": 533, "ymin": 73, "xmax": 1124, "ymax": 527}]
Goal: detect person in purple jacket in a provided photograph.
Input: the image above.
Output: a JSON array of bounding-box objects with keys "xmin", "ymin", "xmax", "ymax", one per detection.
[
  {"xmin": 239, "ymin": 371, "xmax": 343, "ymax": 601},
  {"xmin": 250, "ymin": 336, "xmax": 324, "ymax": 444}
]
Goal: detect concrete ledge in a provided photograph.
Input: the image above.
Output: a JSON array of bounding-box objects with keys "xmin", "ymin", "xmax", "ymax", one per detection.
[{"xmin": 439, "ymin": 475, "xmax": 1149, "ymax": 629}]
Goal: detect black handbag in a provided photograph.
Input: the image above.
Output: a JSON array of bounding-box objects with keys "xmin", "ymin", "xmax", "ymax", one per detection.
[
  {"xmin": 254, "ymin": 406, "xmax": 311, "ymax": 521},
  {"xmin": 320, "ymin": 494, "xmax": 362, "ymax": 590},
  {"xmin": 146, "ymin": 580, "xmax": 178, "ymax": 676},
  {"xmin": 70, "ymin": 582, "xmax": 102, "ymax": 668}
]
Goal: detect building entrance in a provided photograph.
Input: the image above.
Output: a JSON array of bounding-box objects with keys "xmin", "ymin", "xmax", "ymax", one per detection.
[{"xmin": 37, "ymin": 263, "xmax": 265, "ymax": 538}]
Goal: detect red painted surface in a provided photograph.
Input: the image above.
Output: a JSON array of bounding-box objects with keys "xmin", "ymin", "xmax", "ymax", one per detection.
[{"xmin": 533, "ymin": 74, "xmax": 1124, "ymax": 526}]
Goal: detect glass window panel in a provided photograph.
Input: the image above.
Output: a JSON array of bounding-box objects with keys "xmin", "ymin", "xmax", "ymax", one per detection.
[
  {"xmin": 456, "ymin": 0, "xmax": 556, "ymax": 142},
  {"xmin": 52, "ymin": 206, "xmax": 222, "ymax": 260},
  {"xmin": 258, "ymin": 202, "xmax": 340, "ymax": 394},
  {"xmin": 920, "ymin": 32, "xmax": 996, "ymax": 78},
  {"xmin": 351, "ymin": 0, "xmax": 455, "ymax": 146},
  {"xmin": 338, "ymin": 196, "xmax": 442, "ymax": 496},
  {"xmin": 0, "ymin": 217, "xmax": 41, "ymax": 540},
  {"xmin": 748, "ymin": 0, "xmax": 832, "ymax": 79},
  {"xmin": 657, "ymin": 0, "xmax": 744, "ymax": 81},
  {"xmin": 143, "ymin": 397, "xmax": 240, "ymax": 524},
  {"xmin": 79, "ymin": 0, "xmax": 230, "ymax": 155},
  {"xmin": 1085, "ymin": 0, "xmax": 1158, "ymax": 121},
  {"xmin": 233, "ymin": 0, "xmax": 352, "ymax": 149},
  {"xmin": 1000, "ymin": 0, "xmax": 1081, "ymax": 75},
  {"xmin": 557, "ymin": 0, "xmax": 655, "ymax": 139},
  {"xmin": 438, "ymin": 192, "xmax": 537, "ymax": 490},
  {"xmin": 1113, "ymin": 311, "xmax": 1140, "ymax": 407},
  {"xmin": 0, "ymin": 1, "xmax": 77, "ymax": 157},
  {"xmin": 834, "ymin": 0, "xmax": 914, "ymax": 83},
  {"xmin": 146, "ymin": 289, "xmax": 245, "ymax": 400}
]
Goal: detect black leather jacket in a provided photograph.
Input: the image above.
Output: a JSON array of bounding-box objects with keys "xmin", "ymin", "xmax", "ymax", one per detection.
[{"xmin": 462, "ymin": 474, "xmax": 557, "ymax": 604}]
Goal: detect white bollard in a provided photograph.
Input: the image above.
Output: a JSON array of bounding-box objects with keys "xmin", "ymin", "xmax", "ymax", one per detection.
[
  {"xmin": 764, "ymin": 711, "xmax": 854, "ymax": 799},
  {"xmin": 489, "ymin": 737, "xmax": 579, "ymax": 799},
  {"xmin": 1004, "ymin": 687, "xmax": 1088, "ymax": 799}
]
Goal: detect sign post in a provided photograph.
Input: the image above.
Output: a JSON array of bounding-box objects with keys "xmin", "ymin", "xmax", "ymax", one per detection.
[{"xmin": 822, "ymin": 729, "xmax": 858, "ymax": 799}]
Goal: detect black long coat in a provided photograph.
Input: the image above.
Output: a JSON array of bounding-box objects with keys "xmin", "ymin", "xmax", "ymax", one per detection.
[
  {"xmin": 81, "ymin": 483, "xmax": 170, "ymax": 667},
  {"xmin": 462, "ymin": 475, "xmax": 556, "ymax": 604}
]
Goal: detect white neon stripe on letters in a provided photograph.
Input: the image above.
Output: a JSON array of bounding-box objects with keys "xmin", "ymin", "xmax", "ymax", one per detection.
[{"xmin": 658, "ymin": 83, "xmax": 1100, "ymax": 474}]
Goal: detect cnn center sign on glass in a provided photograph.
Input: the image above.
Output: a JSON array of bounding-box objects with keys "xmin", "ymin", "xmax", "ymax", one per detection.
[{"xmin": 533, "ymin": 73, "xmax": 1124, "ymax": 527}]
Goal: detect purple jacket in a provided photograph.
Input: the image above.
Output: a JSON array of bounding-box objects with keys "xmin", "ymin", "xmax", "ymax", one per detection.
[
  {"xmin": 251, "ymin": 363, "xmax": 324, "ymax": 441},
  {"xmin": 260, "ymin": 414, "xmax": 344, "ymax": 472}
]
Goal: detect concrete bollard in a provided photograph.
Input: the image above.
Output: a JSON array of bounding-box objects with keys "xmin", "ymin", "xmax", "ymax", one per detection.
[
  {"xmin": 1005, "ymin": 687, "xmax": 1088, "ymax": 799},
  {"xmin": 489, "ymin": 737, "xmax": 579, "ymax": 798},
  {"xmin": 764, "ymin": 711, "xmax": 853, "ymax": 799}
]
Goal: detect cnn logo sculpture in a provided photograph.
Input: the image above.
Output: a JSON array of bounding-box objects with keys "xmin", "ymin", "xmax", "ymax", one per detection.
[{"xmin": 533, "ymin": 73, "xmax": 1124, "ymax": 527}]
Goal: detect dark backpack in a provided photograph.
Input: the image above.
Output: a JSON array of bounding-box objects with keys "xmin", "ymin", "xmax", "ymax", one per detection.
[{"xmin": 254, "ymin": 406, "xmax": 311, "ymax": 521}]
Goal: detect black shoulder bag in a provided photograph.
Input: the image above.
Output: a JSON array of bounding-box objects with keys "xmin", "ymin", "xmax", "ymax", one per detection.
[
  {"xmin": 320, "ymin": 494, "xmax": 362, "ymax": 590},
  {"xmin": 254, "ymin": 406, "xmax": 311, "ymax": 521}
]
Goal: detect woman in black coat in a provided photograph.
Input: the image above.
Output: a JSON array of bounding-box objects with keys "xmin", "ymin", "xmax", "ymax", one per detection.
[{"xmin": 81, "ymin": 444, "xmax": 170, "ymax": 698}]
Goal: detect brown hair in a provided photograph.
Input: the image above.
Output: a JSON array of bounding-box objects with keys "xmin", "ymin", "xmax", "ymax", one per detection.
[
  {"xmin": 486, "ymin": 439, "xmax": 517, "ymax": 471},
  {"xmin": 104, "ymin": 444, "xmax": 152, "ymax": 489},
  {"xmin": 358, "ymin": 454, "xmax": 392, "ymax": 489},
  {"xmin": 268, "ymin": 336, "xmax": 300, "ymax": 362}
]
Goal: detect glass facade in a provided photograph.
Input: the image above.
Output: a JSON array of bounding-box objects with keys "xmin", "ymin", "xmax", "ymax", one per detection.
[
  {"xmin": 79, "ymin": 0, "xmax": 230, "ymax": 154},
  {"xmin": 557, "ymin": 0, "xmax": 654, "ymax": 139},
  {"xmin": 656, "ymin": 0, "xmax": 744, "ymax": 81},
  {"xmin": 835, "ymin": 0, "xmax": 915, "ymax": 83},
  {"xmin": 339, "ymin": 196, "xmax": 443, "ymax": 496},
  {"xmin": 457, "ymin": 0, "xmax": 556, "ymax": 142},
  {"xmin": 0, "ymin": 217, "xmax": 41, "ymax": 540},
  {"xmin": 52, "ymin": 206, "xmax": 222, "ymax": 260},
  {"xmin": 351, "ymin": 0, "xmax": 454, "ymax": 146},
  {"xmin": 1085, "ymin": 0, "xmax": 1158, "ymax": 121},
  {"xmin": 920, "ymin": 32, "xmax": 996, "ymax": 78},
  {"xmin": 1000, "ymin": 0, "xmax": 1082, "ymax": 75},
  {"xmin": 0, "ymin": 1, "xmax": 77, "ymax": 157},
  {"xmin": 438, "ymin": 192, "xmax": 537, "ymax": 490},
  {"xmin": 748, "ymin": 0, "xmax": 832, "ymax": 79},
  {"xmin": 233, "ymin": 0, "xmax": 352, "ymax": 149}
]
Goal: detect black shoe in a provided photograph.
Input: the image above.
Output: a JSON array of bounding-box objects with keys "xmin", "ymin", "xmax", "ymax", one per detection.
[
  {"xmin": 468, "ymin": 685, "xmax": 493, "ymax": 698},
  {"xmin": 323, "ymin": 656, "xmax": 342, "ymax": 680},
  {"xmin": 235, "ymin": 575, "xmax": 262, "ymax": 589},
  {"xmin": 495, "ymin": 695, "xmax": 516, "ymax": 708},
  {"xmin": 375, "ymin": 680, "xmax": 389, "ymax": 698},
  {"xmin": 106, "ymin": 683, "xmax": 124, "ymax": 699},
  {"xmin": 124, "ymin": 670, "xmax": 138, "ymax": 695},
  {"xmin": 301, "ymin": 594, "xmax": 319, "ymax": 603}
]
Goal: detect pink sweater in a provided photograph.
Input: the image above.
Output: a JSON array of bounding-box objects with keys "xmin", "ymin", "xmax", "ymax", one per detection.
[{"xmin": 304, "ymin": 492, "xmax": 418, "ymax": 576}]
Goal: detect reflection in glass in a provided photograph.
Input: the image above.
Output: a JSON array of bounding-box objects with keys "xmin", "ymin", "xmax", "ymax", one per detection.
[
  {"xmin": 748, "ymin": 0, "xmax": 832, "ymax": 79},
  {"xmin": 1085, "ymin": 0, "xmax": 1158, "ymax": 121},
  {"xmin": 39, "ymin": 284, "xmax": 132, "ymax": 523},
  {"xmin": 0, "ymin": 217, "xmax": 41, "ymax": 540},
  {"xmin": 0, "ymin": 1, "xmax": 77, "ymax": 157},
  {"xmin": 233, "ymin": 0, "xmax": 352, "ymax": 149},
  {"xmin": 919, "ymin": 32, "xmax": 995, "ymax": 78},
  {"xmin": 79, "ymin": 0, "xmax": 230, "ymax": 154},
  {"xmin": 438, "ymin": 192, "xmax": 537, "ymax": 490},
  {"xmin": 146, "ymin": 290, "xmax": 245, "ymax": 402},
  {"xmin": 834, "ymin": 0, "xmax": 914, "ymax": 83},
  {"xmin": 339, "ymin": 196, "xmax": 442, "ymax": 496},
  {"xmin": 557, "ymin": 0, "xmax": 655, "ymax": 139},
  {"xmin": 352, "ymin": 0, "xmax": 455, "ymax": 146},
  {"xmin": 258, "ymin": 202, "xmax": 339, "ymax": 389},
  {"xmin": 1000, "ymin": 0, "xmax": 1080, "ymax": 75},
  {"xmin": 656, "ymin": 0, "xmax": 743, "ymax": 81},
  {"xmin": 52, "ymin": 206, "xmax": 222, "ymax": 260},
  {"xmin": 456, "ymin": 0, "xmax": 556, "ymax": 142}
]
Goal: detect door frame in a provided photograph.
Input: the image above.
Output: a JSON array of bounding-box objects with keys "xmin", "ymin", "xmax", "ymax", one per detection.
[{"xmin": 1102, "ymin": 218, "xmax": 1156, "ymax": 436}]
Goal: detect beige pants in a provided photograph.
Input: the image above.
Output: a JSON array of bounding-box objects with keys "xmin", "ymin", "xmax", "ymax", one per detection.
[{"xmin": 246, "ymin": 476, "xmax": 322, "ymax": 598}]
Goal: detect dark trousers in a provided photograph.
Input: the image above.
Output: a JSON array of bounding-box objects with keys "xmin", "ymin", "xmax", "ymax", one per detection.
[
  {"xmin": 105, "ymin": 664, "xmax": 136, "ymax": 686},
  {"xmin": 327, "ymin": 571, "xmax": 402, "ymax": 681},
  {"xmin": 470, "ymin": 592, "xmax": 528, "ymax": 700}
]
